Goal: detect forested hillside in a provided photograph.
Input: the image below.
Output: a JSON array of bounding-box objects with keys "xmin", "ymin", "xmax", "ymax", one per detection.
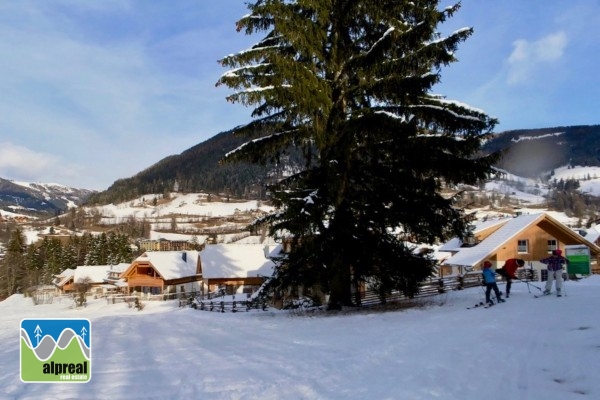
[
  {"xmin": 85, "ymin": 129, "xmax": 303, "ymax": 205},
  {"xmin": 0, "ymin": 229, "xmax": 134, "ymax": 299},
  {"xmin": 84, "ymin": 124, "xmax": 600, "ymax": 207}
]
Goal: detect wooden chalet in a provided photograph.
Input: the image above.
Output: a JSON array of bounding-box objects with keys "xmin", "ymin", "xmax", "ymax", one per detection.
[
  {"xmin": 74, "ymin": 265, "xmax": 120, "ymax": 295},
  {"xmin": 54, "ymin": 264, "xmax": 131, "ymax": 295},
  {"xmin": 439, "ymin": 212, "xmax": 600, "ymax": 277},
  {"xmin": 53, "ymin": 268, "xmax": 75, "ymax": 293},
  {"xmin": 198, "ymin": 243, "xmax": 278, "ymax": 296},
  {"xmin": 119, "ymin": 251, "xmax": 202, "ymax": 296}
]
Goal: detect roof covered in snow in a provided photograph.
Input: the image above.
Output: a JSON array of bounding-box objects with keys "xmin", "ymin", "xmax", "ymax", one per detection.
[
  {"xmin": 53, "ymin": 268, "xmax": 75, "ymax": 287},
  {"xmin": 135, "ymin": 250, "xmax": 200, "ymax": 280},
  {"xmin": 199, "ymin": 244, "xmax": 279, "ymax": 279},
  {"xmin": 439, "ymin": 217, "xmax": 511, "ymax": 252},
  {"xmin": 74, "ymin": 265, "xmax": 113, "ymax": 284},
  {"xmin": 583, "ymin": 226, "xmax": 600, "ymax": 244},
  {"xmin": 106, "ymin": 263, "xmax": 131, "ymax": 273}
]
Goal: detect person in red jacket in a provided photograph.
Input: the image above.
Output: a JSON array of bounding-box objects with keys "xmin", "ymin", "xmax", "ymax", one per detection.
[{"xmin": 496, "ymin": 258, "xmax": 525, "ymax": 298}]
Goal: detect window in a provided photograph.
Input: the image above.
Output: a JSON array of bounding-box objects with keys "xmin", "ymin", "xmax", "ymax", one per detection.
[
  {"xmin": 517, "ymin": 239, "xmax": 529, "ymax": 253},
  {"xmin": 547, "ymin": 239, "xmax": 558, "ymax": 253}
]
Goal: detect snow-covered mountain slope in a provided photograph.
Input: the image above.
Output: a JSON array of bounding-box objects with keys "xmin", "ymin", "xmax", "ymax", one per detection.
[{"xmin": 0, "ymin": 177, "xmax": 94, "ymax": 217}]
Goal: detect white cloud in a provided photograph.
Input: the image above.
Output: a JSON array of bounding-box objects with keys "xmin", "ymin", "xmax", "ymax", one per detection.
[
  {"xmin": 0, "ymin": 142, "xmax": 60, "ymax": 178},
  {"xmin": 0, "ymin": 142, "xmax": 86, "ymax": 185},
  {"xmin": 506, "ymin": 31, "xmax": 567, "ymax": 85}
]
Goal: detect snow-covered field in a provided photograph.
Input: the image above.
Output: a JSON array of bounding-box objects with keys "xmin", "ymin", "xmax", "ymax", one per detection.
[
  {"xmin": 94, "ymin": 193, "xmax": 273, "ymax": 223},
  {"xmin": 2, "ymin": 276, "xmax": 599, "ymax": 400}
]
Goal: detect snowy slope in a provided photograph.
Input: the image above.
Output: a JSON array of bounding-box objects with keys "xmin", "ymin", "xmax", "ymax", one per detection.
[
  {"xmin": 1, "ymin": 276, "xmax": 599, "ymax": 399},
  {"xmin": 552, "ymin": 165, "xmax": 600, "ymax": 196}
]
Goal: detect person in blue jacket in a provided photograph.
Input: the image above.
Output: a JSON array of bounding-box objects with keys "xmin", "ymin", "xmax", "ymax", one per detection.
[{"xmin": 482, "ymin": 261, "xmax": 505, "ymax": 305}]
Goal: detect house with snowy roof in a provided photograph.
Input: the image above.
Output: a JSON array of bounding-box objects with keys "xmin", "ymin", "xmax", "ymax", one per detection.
[
  {"xmin": 104, "ymin": 263, "xmax": 130, "ymax": 279},
  {"xmin": 118, "ymin": 245, "xmax": 280, "ymax": 297},
  {"xmin": 103, "ymin": 263, "xmax": 130, "ymax": 292},
  {"xmin": 54, "ymin": 264, "xmax": 133, "ymax": 295},
  {"xmin": 439, "ymin": 212, "xmax": 600, "ymax": 278},
  {"xmin": 198, "ymin": 243, "xmax": 279, "ymax": 296},
  {"xmin": 53, "ymin": 268, "xmax": 75, "ymax": 293},
  {"xmin": 74, "ymin": 265, "xmax": 125, "ymax": 295},
  {"xmin": 119, "ymin": 250, "xmax": 202, "ymax": 296},
  {"xmin": 581, "ymin": 225, "xmax": 600, "ymax": 247}
]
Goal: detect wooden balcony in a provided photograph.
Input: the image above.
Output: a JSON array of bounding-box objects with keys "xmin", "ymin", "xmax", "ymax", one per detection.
[{"xmin": 127, "ymin": 276, "xmax": 163, "ymax": 287}]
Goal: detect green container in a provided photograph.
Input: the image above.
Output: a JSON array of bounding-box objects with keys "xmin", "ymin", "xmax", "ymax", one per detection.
[{"xmin": 565, "ymin": 246, "xmax": 591, "ymax": 275}]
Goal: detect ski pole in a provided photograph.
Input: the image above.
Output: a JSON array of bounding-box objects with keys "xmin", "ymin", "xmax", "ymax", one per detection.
[
  {"xmin": 521, "ymin": 277, "xmax": 531, "ymax": 294},
  {"xmin": 515, "ymin": 276, "xmax": 542, "ymax": 292},
  {"xmin": 528, "ymin": 261, "xmax": 543, "ymax": 290},
  {"xmin": 480, "ymin": 285, "xmax": 487, "ymax": 302}
]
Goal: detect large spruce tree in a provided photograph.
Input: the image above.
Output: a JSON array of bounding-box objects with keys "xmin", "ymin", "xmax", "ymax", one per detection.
[
  {"xmin": 217, "ymin": 0, "xmax": 499, "ymax": 308},
  {"xmin": 0, "ymin": 229, "xmax": 27, "ymax": 297}
]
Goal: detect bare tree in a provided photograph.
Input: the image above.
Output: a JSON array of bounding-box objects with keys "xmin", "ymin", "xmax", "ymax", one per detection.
[{"xmin": 73, "ymin": 277, "xmax": 92, "ymax": 307}]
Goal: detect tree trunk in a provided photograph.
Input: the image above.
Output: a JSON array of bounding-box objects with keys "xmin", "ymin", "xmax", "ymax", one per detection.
[{"xmin": 327, "ymin": 262, "xmax": 353, "ymax": 310}]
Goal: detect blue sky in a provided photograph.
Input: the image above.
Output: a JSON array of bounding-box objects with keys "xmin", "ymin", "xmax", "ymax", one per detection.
[{"xmin": 0, "ymin": 1, "xmax": 598, "ymax": 191}]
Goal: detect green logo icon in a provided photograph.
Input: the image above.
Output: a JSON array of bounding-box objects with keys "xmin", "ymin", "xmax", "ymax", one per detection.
[{"xmin": 20, "ymin": 318, "xmax": 91, "ymax": 383}]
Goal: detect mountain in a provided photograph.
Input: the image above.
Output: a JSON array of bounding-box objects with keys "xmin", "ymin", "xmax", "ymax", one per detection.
[
  {"xmin": 0, "ymin": 178, "xmax": 94, "ymax": 217},
  {"xmin": 84, "ymin": 129, "xmax": 304, "ymax": 206},
  {"xmin": 88, "ymin": 124, "xmax": 600, "ymax": 207},
  {"xmin": 3, "ymin": 124, "xmax": 599, "ymax": 215},
  {"xmin": 482, "ymin": 124, "xmax": 600, "ymax": 179}
]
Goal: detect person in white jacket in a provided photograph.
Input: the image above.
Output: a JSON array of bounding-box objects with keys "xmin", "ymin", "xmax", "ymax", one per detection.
[{"xmin": 540, "ymin": 249, "xmax": 568, "ymax": 297}]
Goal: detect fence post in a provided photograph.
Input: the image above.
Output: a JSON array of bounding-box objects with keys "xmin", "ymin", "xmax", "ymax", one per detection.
[{"xmin": 437, "ymin": 278, "xmax": 445, "ymax": 294}]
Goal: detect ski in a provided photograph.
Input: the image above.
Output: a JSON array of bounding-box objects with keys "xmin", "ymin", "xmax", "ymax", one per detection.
[
  {"xmin": 467, "ymin": 301, "xmax": 501, "ymax": 309},
  {"xmin": 467, "ymin": 302, "xmax": 485, "ymax": 309},
  {"xmin": 486, "ymin": 299, "xmax": 505, "ymax": 308}
]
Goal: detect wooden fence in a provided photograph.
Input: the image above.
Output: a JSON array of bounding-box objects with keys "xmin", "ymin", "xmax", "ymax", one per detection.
[
  {"xmin": 178, "ymin": 269, "xmax": 540, "ymax": 312},
  {"xmin": 185, "ymin": 295, "xmax": 269, "ymax": 313},
  {"xmin": 353, "ymin": 269, "xmax": 539, "ymax": 308}
]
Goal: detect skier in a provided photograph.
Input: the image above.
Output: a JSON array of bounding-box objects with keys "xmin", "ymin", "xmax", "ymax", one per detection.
[
  {"xmin": 496, "ymin": 258, "xmax": 525, "ymax": 298},
  {"xmin": 482, "ymin": 261, "xmax": 505, "ymax": 306},
  {"xmin": 540, "ymin": 249, "xmax": 568, "ymax": 296}
]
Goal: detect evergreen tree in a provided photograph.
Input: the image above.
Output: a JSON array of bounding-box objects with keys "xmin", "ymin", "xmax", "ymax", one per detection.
[
  {"xmin": 68, "ymin": 233, "xmax": 92, "ymax": 266},
  {"xmin": 217, "ymin": 0, "xmax": 498, "ymax": 308},
  {"xmin": 106, "ymin": 232, "xmax": 133, "ymax": 264},
  {"xmin": 0, "ymin": 228, "xmax": 27, "ymax": 297},
  {"xmin": 59, "ymin": 245, "xmax": 77, "ymax": 274},
  {"xmin": 42, "ymin": 237, "xmax": 66, "ymax": 278},
  {"xmin": 85, "ymin": 233, "xmax": 109, "ymax": 265},
  {"xmin": 24, "ymin": 243, "xmax": 44, "ymax": 288}
]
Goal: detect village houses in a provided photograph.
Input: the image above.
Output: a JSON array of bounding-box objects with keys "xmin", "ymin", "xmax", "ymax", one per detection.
[{"xmin": 439, "ymin": 212, "xmax": 600, "ymax": 277}]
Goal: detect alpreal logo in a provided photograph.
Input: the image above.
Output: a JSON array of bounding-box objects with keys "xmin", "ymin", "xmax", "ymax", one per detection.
[{"xmin": 20, "ymin": 318, "xmax": 91, "ymax": 383}]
